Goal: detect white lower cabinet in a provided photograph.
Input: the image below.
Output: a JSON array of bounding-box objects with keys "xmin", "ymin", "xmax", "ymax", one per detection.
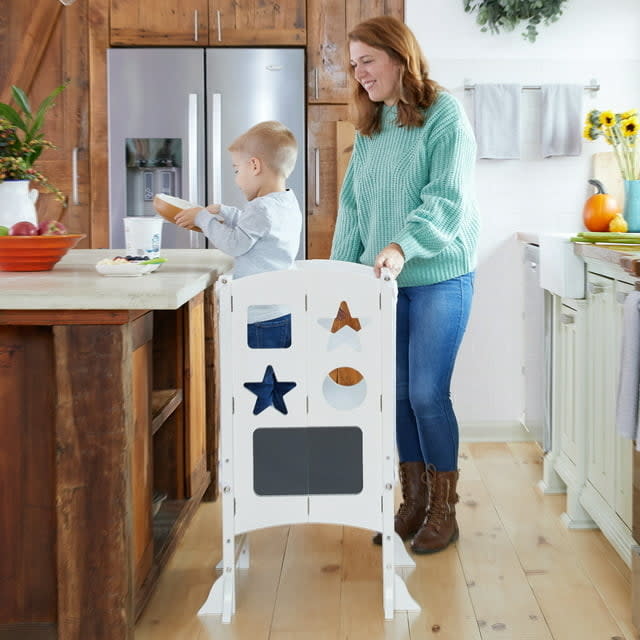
[
  {"xmin": 547, "ymin": 263, "xmax": 635, "ymax": 566},
  {"xmin": 551, "ymin": 296, "xmax": 592, "ymax": 528}
]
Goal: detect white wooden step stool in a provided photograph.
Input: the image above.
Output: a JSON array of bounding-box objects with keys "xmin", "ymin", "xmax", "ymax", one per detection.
[{"xmin": 198, "ymin": 260, "xmax": 419, "ymax": 622}]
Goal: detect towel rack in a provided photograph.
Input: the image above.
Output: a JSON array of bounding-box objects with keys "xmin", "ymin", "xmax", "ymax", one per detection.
[{"xmin": 464, "ymin": 78, "xmax": 600, "ymax": 92}]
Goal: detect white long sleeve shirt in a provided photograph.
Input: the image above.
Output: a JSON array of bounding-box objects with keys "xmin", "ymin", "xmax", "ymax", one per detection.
[{"xmin": 195, "ymin": 189, "xmax": 302, "ymax": 323}]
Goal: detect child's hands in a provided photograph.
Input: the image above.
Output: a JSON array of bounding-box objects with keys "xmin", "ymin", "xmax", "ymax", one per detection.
[{"xmin": 174, "ymin": 207, "xmax": 202, "ymax": 228}]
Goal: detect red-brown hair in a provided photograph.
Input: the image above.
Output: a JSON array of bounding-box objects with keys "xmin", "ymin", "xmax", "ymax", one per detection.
[{"xmin": 348, "ymin": 16, "xmax": 442, "ymax": 136}]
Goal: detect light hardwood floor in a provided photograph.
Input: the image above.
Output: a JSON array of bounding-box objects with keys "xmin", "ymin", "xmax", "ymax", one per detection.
[{"xmin": 135, "ymin": 442, "xmax": 636, "ymax": 639}]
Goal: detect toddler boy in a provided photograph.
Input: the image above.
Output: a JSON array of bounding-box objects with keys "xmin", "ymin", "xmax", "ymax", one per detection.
[{"xmin": 175, "ymin": 120, "xmax": 302, "ymax": 348}]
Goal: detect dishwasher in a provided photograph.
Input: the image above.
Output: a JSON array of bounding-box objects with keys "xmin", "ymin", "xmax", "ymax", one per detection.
[{"xmin": 522, "ymin": 243, "xmax": 552, "ymax": 451}]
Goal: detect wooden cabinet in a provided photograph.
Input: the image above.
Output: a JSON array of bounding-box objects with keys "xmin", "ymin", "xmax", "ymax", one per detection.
[
  {"xmin": 306, "ymin": 105, "xmax": 350, "ymax": 258},
  {"xmin": 585, "ymin": 272, "xmax": 617, "ymax": 505},
  {"xmin": 543, "ymin": 259, "xmax": 636, "ymax": 566},
  {"xmin": 585, "ymin": 272, "xmax": 634, "ymax": 529},
  {"xmin": 306, "ymin": 0, "xmax": 403, "ymax": 103},
  {"xmin": 110, "ymin": 0, "xmax": 305, "ymax": 47},
  {"xmin": 1, "ymin": 1, "xmax": 91, "ymax": 245},
  {"xmin": 0, "ymin": 289, "xmax": 214, "ymax": 639},
  {"xmin": 110, "ymin": 0, "xmax": 209, "ymax": 46},
  {"xmin": 550, "ymin": 297, "xmax": 593, "ymax": 528},
  {"xmin": 209, "ymin": 0, "xmax": 305, "ymax": 45}
]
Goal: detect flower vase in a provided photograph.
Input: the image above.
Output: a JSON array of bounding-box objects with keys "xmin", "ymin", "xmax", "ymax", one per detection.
[
  {"xmin": 624, "ymin": 180, "xmax": 640, "ymax": 233},
  {"xmin": 0, "ymin": 180, "xmax": 39, "ymax": 230}
]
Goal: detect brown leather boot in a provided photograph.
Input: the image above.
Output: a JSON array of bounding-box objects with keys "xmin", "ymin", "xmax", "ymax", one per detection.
[
  {"xmin": 372, "ymin": 461, "xmax": 427, "ymax": 545},
  {"xmin": 410, "ymin": 466, "xmax": 459, "ymax": 554}
]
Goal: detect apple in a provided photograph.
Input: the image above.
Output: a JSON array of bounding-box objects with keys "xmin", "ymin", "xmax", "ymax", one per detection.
[
  {"xmin": 9, "ymin": 221, "xmax": 38, "ymax": 236},
  {"xmin": 37, "ymin": 219, "xmax": 67, "ymax": 235},
  {"xmin": 0, "ymin": 226, "xmax": 9, "ymax": 236}
]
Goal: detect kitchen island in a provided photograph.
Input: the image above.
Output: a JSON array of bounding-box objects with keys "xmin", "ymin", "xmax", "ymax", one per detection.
[{"xmin": 0, "ymin": 249, "xmax": 232, "ymax": 640}]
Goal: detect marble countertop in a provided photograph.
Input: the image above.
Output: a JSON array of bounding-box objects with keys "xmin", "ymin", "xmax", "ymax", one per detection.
[{"xmin": 0, "ymin": 249, "xmax": 234, "ymax": 310}]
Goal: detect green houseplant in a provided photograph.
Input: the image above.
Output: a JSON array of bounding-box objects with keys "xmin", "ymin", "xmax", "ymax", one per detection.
[
  {"xmin": 463, "ymin": 0, "xmax": 568, "ymax": 43},
  {"xmin": 0, "ymin": 84, "xmax": 67, "ymax": 202}
]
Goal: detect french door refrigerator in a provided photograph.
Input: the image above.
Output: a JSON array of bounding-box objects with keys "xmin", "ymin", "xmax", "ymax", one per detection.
[{"xmin": 107, "ymin": 48, "xmax": 305, "ymax": 256}]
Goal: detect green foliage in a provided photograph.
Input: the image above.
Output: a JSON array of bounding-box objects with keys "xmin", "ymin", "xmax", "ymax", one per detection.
[
  {"xmin": 463, "ymin": 0, "xmax": 568, "ymax": 43},
  {"xmin": 0, "ymin": 84, "xmax": 67, "ymax": 201}
]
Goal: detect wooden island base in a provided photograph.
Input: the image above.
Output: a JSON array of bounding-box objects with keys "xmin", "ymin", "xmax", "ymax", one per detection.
[{"xmin": 0, "ymin": 288, "xmax": 218, "ymax": 640}]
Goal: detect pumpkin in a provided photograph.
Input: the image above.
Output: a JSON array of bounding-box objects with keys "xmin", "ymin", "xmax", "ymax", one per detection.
[{"xmin": 583, "ymin": 179, "xmax": 620, "ymax": 232}]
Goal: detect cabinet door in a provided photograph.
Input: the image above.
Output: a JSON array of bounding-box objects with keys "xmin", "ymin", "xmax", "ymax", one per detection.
[
  {"xmin": 110, "ymin": 0, "xmax": 209, "ymax": 45},
  {"xmin": 2, "ymin": 2, "xmax": 92, "ymax": 245},
  {"xmin": 307, "ymin": 104, "xmax": 350, "ymax": 259},
  {"xmin": 209, "ymin": 0, "xmax": 305, "ymax": 45},
  {"xmin": 307, "ymin": 0, "xmax": 404, "ymax": 103},
  {"xmin": 586, "ymin": 272, "xmax": 617, "ymax": 504},
  {"xmin": 614, "ymin": 280, "xmax": 634, "ymax": 528},
  {"xmin": 557, "ymin": 304, "xmax": 582, "ymax": 466}
]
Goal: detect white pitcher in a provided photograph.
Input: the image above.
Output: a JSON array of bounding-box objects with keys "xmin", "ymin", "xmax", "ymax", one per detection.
[{"xmin": 0, "ymin": 180, "xmax": 39, "ymax": 229}]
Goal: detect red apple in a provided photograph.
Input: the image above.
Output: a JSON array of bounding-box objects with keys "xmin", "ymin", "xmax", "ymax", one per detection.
[
  {"xmin": 9, "ymin": 221, "xmax": 38, "ymax": 236},
  {"xmin": 37, "ymin": 219, "xmax": 67, "ymax": 235}
]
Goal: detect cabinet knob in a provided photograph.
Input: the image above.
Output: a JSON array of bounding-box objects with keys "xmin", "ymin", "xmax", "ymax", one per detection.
[{"xmin": 560, "ymin": 313, "xmax": 575, "ymax": 325}]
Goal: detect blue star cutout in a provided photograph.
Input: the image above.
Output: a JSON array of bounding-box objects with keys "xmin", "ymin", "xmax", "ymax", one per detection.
[{"xmin": 244, "ymin": 365, "xmax": 296, "ymax": 415}]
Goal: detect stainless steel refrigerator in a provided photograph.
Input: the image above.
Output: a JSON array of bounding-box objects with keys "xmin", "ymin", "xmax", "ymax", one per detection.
[{"xmin": 107, "ymin": 48, "xmax": 306, "ymax": 256}]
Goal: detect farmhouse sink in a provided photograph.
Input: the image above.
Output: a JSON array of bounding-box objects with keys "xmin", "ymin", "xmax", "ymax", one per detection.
[{"xmin": 538, "ymin": 232, "xmax": 586, "ymax": 299}]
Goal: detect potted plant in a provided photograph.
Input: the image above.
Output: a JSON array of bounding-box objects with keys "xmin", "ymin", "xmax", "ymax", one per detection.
[
  {"xmin": 463, "ymin": 0, "xmax": 568, "ymax": 43},
  {"xmin": 0, "ymin": 84, "xmax": 66, "ymax": 229}
]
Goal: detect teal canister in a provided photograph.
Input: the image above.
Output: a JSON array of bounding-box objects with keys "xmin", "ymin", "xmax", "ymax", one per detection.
[{"xmin": 624, "ymin": 180, "xmax": 640, "ymax": 232}]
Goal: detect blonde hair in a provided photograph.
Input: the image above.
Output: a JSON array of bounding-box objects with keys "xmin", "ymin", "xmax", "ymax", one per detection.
[
  {"xmin": 348, "ymin": 16, "xmax": 442, "ymax": 136},
  {"xmin": 228, "ymin": 121, "xmax": 298, "ymax": 179}
]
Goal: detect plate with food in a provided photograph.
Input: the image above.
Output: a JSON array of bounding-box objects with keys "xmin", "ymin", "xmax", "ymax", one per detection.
[{"xmin": 96, "ymin": 256, "xmax": 166, "ymax": 277}]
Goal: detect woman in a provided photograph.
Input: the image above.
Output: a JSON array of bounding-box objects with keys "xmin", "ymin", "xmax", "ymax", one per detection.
[{"xmin": 330, "ymin": 16, "xmax": 479, "ymax": 554}]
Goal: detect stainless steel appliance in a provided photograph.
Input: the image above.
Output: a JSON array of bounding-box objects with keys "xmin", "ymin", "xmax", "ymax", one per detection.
[
  {"xmin": 107, "ymin": 48, "xmax": 306, "ymax": 254},
  {"xmin": 523, "ymin": 242, "xmax": 553, "ymax": 451}
]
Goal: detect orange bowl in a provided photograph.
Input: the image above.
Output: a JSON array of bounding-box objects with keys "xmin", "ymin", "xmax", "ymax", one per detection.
[
  {"xmin": 0, "ymin": 234, "xmax": 85, "ymax": 272},
  {"xmin": 153, "ymin": 194, "xmax": 202, "ymax": 232}
]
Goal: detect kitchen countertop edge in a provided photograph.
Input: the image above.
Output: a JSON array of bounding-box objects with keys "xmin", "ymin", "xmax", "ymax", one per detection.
[{"xmin": 0, "ymin": 249, "xmax": 234, "ymax": 310}]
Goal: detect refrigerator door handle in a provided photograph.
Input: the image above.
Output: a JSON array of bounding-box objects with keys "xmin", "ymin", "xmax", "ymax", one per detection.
[
  {"xmin": 211, "ymin": 93, "xmax": 222, "ymax": 204},
  {"xmin": 188, "ymin": 93, "xmax": 199, "ymax": 205},
  {"xmin": 188, "ymin": 92, "xmax": 204, "ymax": 249}
]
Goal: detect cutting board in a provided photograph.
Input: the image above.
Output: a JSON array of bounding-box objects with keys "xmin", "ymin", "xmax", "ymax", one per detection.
[{"xmin": 593, "ymin": 151, "xmax": 625, "ymax": 209}]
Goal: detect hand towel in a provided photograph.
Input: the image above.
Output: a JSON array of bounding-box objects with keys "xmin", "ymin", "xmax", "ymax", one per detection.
[
  {"xmin": 473, "ymin": 83, "xmax": 521, "ymax": 159},
  {"xmin": 616, "ymin": 291, "xmax": 640, "ymax": 444},
  {"xmin": 540, "ymin": 84, "xmax": 583, "ymax": 157}
]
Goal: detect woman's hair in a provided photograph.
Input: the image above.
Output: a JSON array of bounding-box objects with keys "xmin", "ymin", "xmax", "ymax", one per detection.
[
  {"xmin": 348, "ymin": 16, "xmax": 442, "ymax": 136},
  {"xmin": 228, "ymin": 121, "xmax": 298, "ymax": 178}
]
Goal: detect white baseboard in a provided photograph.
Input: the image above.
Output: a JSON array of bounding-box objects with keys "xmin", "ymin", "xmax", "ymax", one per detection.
[{"xmin": 459, "ymin": 420, "xmax": 532, "ymax": 443}]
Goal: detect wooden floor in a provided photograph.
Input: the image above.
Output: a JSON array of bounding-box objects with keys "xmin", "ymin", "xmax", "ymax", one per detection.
[{"xmin": 135, "ymin": 442, "xmax": 636, "ymax": 639}]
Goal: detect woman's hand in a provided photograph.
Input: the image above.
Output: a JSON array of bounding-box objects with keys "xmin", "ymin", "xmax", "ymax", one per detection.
[{"xmin": 373, "ymin": 242, "xmax": 405, "ymax": 279}]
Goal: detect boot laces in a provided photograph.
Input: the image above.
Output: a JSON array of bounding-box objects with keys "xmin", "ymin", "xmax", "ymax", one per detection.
[
  {"xmin": 426, "ymin": 477, "xmax": 453, "ymax": 531},
  {"xmin": 396, "ymin": 468, "xmax": 426, "ymax": 518}
]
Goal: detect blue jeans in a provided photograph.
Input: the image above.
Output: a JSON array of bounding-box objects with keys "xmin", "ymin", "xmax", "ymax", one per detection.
[
  {"xmin": 247, "ymin": 314, "xmax": 292, "ymax": 349},
  {"xmin": 396, "ymin": 273, "xmax": 474, "ymax": 471}
]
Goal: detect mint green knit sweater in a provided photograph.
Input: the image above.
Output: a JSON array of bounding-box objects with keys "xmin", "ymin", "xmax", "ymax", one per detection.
[{"xmin": 330, "ymin": 92, "xmax": 480, "ymax": 288}]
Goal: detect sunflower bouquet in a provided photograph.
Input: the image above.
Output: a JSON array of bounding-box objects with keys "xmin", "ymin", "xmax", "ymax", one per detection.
[{"xmin": 583, "ymin": 109, "xmax": 639, "ymax": 180}]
